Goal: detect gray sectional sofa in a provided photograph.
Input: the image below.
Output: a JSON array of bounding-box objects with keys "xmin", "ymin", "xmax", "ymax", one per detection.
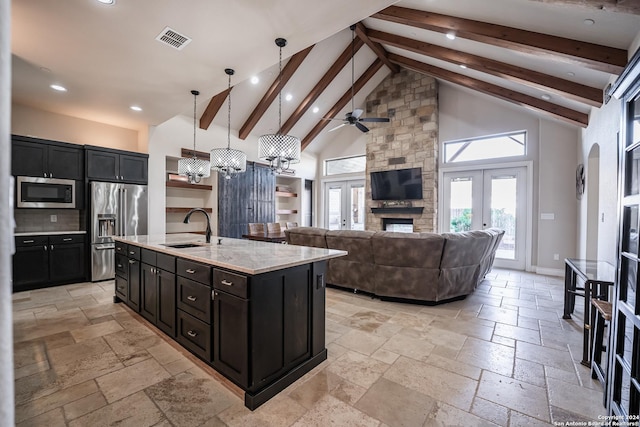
[{"xmin": 284, "ymin": 227, "xmax": 504, "ymax": 304}]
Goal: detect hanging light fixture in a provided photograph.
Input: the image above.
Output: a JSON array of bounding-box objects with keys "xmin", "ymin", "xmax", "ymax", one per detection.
[
  {"xmin": 210, "ymin": 68, "xmax": 247, "ymax": 179},
  {"xmin": 178, "ymin": 90, "xmax": 210, "ymax": 184},
  {"xmin": 258, "ymin": 38, "xmax": 301, "ymax": 174}
]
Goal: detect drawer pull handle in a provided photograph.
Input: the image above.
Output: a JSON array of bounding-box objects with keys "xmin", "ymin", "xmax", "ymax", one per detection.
[
  {"xmin": 221, "ymin": 279, "xmax": 233, "ymax": 286},
  {"xmin": 117, "ymin": 264, "xmax": 123, "ymax": 268},
  {"xmin": 129, "ymin": 251, "xmax": 135, "ymax": 255},
  {"xmin": 187, "ymin": 295, "xmax": 197, "ymax": 302},
  {"xmin": 187, "ymin": 330, "xmax": 197, "ymax": 338},
  {"xmin": 129, "ymin": 259, "xmax": 136, "ymax": 264},
  {"xmin": 23, "ymin": 240, "xmax": 34, "ymax": 243},
  {"xmin": 185, "ymin": 269, "xmax": 196, "ymax": 274},
  {"xmin": 62, "ymin": 238, "xmax": 73, "ymax": 241}
]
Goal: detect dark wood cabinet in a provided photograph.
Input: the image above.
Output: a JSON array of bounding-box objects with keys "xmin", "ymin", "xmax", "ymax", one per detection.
[
  {"xmin": 213, "ymin": 287, "xmax": 248, "ymax": 387},
  {"xmin": 86, "ymin": 146, "xmax": 148, "ymax": 184},
  {"xmin": 12, "ymin": 135, "xmax": 83, "ymax": 180},
  {"xmin": 218, "ymin": 161, "xmax": 275, "ymax": 238},
  {"xmin": 13, "ymin": 234, "xmax": 86, "ymax": 292},
  {"xmin": 140, "ymin": 249, "xmax": 176, "ymax": 336},
  {"xmin": 112, "ymin": 240, "xmax": 328, "ymax": 410},
  {"xmin": 115, "ymin": 241, "xmax": 141, "ymax": 312}
]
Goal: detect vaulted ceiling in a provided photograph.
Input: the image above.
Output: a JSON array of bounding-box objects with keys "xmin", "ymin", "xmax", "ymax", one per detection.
[{"xmin": 11, "ymin": 0, "xmax": 640, "ymax": 155}]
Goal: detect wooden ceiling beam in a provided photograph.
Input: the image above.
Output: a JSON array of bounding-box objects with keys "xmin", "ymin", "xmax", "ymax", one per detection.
[
  {"xmin": 526, "ymin": 0, "xmax": 640, "ymax": 15},
  {"xmin": 279, "ymin": 38, "xmax": 365, "ymax": 136},
  {"xmin": 388, "ymin": 53, "xmax": 589, "ymax": 127},
  {"xmin": 238, "ymin": 45, "xmax": 314, "ymax": 140},
  {"xmin": 302, "ymin": 59, "xmax": 384, "ymax": 150},
  {"xmin": 354, "ymin": 22, "xmax": 400, "ymax": 74},
  {"xmin": 367, "ymin": 28, "xmax": 603, "ymax": 107},
  {"xmin": 199, "ymin": 87, "xmax": 232, "ymax": 130},
  {"xmin": 373, "ymin": 6, "xmax": 627, "ymax": 74}
]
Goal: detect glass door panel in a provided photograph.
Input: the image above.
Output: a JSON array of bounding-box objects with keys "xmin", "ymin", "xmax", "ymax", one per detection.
[
  {"xmin": 443, "ymin": 167, "xmax": 526, "ymax": 270},
  {"xmin": 325, "ymin": 180, "xmax": 365, "ymax": 231}
]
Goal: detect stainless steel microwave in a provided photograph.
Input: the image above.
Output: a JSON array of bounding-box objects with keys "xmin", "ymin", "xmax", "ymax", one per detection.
[{"xmin": 16, "ymin": 176, "xmax": 76, "ymax": 208}]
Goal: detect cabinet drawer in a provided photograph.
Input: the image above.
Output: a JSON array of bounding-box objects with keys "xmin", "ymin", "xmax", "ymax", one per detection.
[
  {"xmin": 213, "ymin": 269, "xmax": 248, "ymax": 299},
  {"xmin": 177, "ymin": 277, "xmax": 211, "ymax": 323},
  {"xmin": 177, "ymin": 310, "xmax": 211, "ymax": 362},
  {"xmin": 15, "ymin": 236, "xmax": 48, "ymax": 247},
  {"xmin": 115, "ymin": 275, "xmax": 128, "ymax": 299},
  {"xmin": 127, "ymin": 245, "xmax": 141, "ymax": 260},
  {"xmin": 141, "ymin": 248, "xmax": 156, "ymax": 265},
  {"xmin": 115, "ymin": 241, "xmax": 127, "ymax": 255},
  {"xmin": 157, "ymin": 253, "xmax": 175, "ymax": 273},
  {"xmin": 115, "ymin": 253, "xmax": 128, "ymax": 278},
  {"xmin": 177, "ymin": 258, "xmax": 211, "ymax": 284},
  {"xmin": 50, "ymin": 234, "xmax": 85, "ymax": 245}
]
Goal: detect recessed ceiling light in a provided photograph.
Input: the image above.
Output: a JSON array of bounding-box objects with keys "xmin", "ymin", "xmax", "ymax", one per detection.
[
  {"xmin": 97, "ymin": 0, "xmax": 115, "ymax": 4},
  {"xmin": 39, "ymin": 67, "xmax": 51, "ymax": 73},
  {"xmin": 285, "ymin": 93, "xmax": 293, "ymax": 101},
  {"xmin": 250, "ymin": 76, "xmax": 259, "ymax": 85},
  {"xmin": 541, "ymin": 94, "xmax": 551, "ymax": 101},
  {"xmin": 567, "ymin": 72, "xmax": 575, "ymax": 77},
  {"xmin": 446, "ymin": 32, "xmax": 456, "ymax": 40},
  {"xmin": 312, "ymin": 106, "xmax": 319, "ymax": 114},
  {"xmin": 130, "ymin": 105, "xmax": 142, "ymax": 112},
  {"xmin": 583, "ymin": 18, "xmax": 595, "ymax": 25},
  {"xmin": 50, "ymin": 84, "xmax": 67, "ymax": 92},
  {"xmin": 459, "ymin": 64, "xmax": 467, "ymax": 69}
]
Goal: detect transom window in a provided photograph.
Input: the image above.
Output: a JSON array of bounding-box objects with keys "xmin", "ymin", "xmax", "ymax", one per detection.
[
  {"xmin": 444, "ymin": 131, "xmax": 526, "ymax": 163},
  {"xmin": 325, "ymin": 155, "xmax": 366, "ymax": 176}
]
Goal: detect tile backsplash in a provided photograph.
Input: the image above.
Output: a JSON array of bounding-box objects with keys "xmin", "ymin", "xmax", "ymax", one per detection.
[{"xmin": 14, "ymin": 209, "xmax": 82, "ymax": 233}]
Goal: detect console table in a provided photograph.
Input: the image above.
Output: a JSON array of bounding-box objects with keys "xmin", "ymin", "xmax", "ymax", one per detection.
[{"xmin": 563, "ymin": 258, "xmax": 615, "ymax": 366}]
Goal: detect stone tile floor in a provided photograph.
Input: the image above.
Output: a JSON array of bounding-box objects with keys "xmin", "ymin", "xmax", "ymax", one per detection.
[{"xmin": 13, "ymin": 268, "xmax": 606, "ymax": 426}]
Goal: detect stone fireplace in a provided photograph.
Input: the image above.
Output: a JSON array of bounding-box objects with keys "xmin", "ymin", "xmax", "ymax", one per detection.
[{"xmin": 364, "ymin": 69, "xmax": 438, "ymax": 232}]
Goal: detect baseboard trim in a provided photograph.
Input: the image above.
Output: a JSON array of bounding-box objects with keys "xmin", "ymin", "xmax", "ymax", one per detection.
[{"xmin": 535, "ymin": 266, "xmax": 564, "ymax": 277}]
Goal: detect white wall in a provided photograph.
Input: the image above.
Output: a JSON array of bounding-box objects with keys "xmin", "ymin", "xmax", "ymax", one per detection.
[
  {"xmin": 1, "ymin": 0, "xmax": 14, "ymax": 422},
  {"xmin": 578, "ymin": 84, "xmax": 621, "ymax": 266},
  {"xmin": 11, "ymin": 103, "xmax": 143, "ymax": 152}
]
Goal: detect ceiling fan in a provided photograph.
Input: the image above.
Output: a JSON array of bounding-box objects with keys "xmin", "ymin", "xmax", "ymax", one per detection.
[{"xmin": 325, "ymin": 24, "xmax": 390, "ymax": 133}]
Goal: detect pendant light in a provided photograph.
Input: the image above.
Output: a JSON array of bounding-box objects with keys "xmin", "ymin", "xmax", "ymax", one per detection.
[
  {"xmin": 210, "ymin": 68, "xmax": 247, "ymax": 179},
  {"xmin": 178, "ymin": 90, "xmax": 211, "ymax": 184},
  {"xmin": 258, "ymin": 38, "xmax": 301, "ymax": 174}
]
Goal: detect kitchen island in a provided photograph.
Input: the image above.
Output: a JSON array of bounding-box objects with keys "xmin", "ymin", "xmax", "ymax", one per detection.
[{"xmin": 112, "ymin": 233, "xmax": 345, "ymax": 410}]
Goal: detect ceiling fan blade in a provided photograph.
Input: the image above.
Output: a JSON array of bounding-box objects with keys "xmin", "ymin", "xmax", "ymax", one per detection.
[
  {"xmin": 352, "ymin": 109, "xmax": 363, "ymax": 119},
  {"xmin": 359, "ymin": 117, "xmax": 390, "ymax": 123},
  {"xmin": 355, "ymin": 122, "xmax": 369, "ymax": 133},
  {"xmin": 329, "ymin": 123, "xmax": 347, "ymax": 132},
  {"xmin": 321, "ymin": 117, "xmax": 344, "ymax": 121}
]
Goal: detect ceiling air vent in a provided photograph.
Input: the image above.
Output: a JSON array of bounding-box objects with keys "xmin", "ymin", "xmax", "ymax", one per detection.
[{"xmin": 155, "ymin": 27, "xmax": 192, "ymax": 50}]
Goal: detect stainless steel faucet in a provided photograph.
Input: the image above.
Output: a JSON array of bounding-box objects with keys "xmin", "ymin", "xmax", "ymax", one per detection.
[{"xmin": 183, "ymin": 208, "xmax": 211, "ymax": 243}]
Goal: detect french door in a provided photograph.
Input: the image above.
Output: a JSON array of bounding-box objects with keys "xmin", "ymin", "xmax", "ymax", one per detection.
[
  {"xmin": 324, "ymin": 180, "xmax": 365, "ymax": 231},
  {"xmin": 609, "ymin": 57, "xmax": 640, "ymax": 416},
  {"xmin": 442, "ymin": 167, "xmax": 527, "ymax": 270}
]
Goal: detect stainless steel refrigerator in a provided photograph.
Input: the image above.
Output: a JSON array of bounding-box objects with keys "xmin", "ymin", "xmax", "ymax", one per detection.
[{"xmin": 90, "ymin": 181, "xmax": 147, "ymax": 281}]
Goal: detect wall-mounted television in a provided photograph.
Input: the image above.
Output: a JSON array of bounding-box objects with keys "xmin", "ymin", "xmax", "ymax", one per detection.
[{"xmin": 370, "ymin": 167, "xmax": 423, "ymax": 200}]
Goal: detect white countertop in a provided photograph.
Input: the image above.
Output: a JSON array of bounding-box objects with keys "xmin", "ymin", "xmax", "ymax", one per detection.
[
  {"xmin": 114, "ymin": 233, "xmax": 346, "ymax": 275},
  {"xmin": 15, "ymin": 231, "xmax": 87, "ymax": 236}
]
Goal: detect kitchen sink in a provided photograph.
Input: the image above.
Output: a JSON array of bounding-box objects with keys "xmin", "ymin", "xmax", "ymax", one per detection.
[{"xmin": 161, "ymin": 243, "xmax": 203, "ymax": 249}]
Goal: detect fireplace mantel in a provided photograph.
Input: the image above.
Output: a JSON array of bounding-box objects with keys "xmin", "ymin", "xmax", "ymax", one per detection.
[{"xmin": 370, "ymin": 207, "xmax": 424, "ymax": 214}]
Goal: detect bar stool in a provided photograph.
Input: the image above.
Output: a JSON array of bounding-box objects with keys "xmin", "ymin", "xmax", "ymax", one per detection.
[{"xmin": 591, "ymin": 298, "xmax": 612, "ymax": 407}]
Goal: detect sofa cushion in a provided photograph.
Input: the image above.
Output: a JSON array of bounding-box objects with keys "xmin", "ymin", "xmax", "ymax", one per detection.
[
  {"xmin": 284, "ymin": 227, "xmax": 328, "ymax": 248},
  {"xmin": 325, "ymin": 230, "xmax": 375, "ymax": 292},
  {"xmin": 438, "ymin": 230, "xmax": 493, "ymax": 300},
  {"xmin": 371, "ymin": 232, "xmax": 445, "ymax": 268}
]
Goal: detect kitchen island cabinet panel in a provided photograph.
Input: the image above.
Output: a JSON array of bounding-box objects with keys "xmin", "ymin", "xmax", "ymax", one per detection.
[{"xmin": 113, "ymin": 234, "xmax": 344, "ymax": 410}]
